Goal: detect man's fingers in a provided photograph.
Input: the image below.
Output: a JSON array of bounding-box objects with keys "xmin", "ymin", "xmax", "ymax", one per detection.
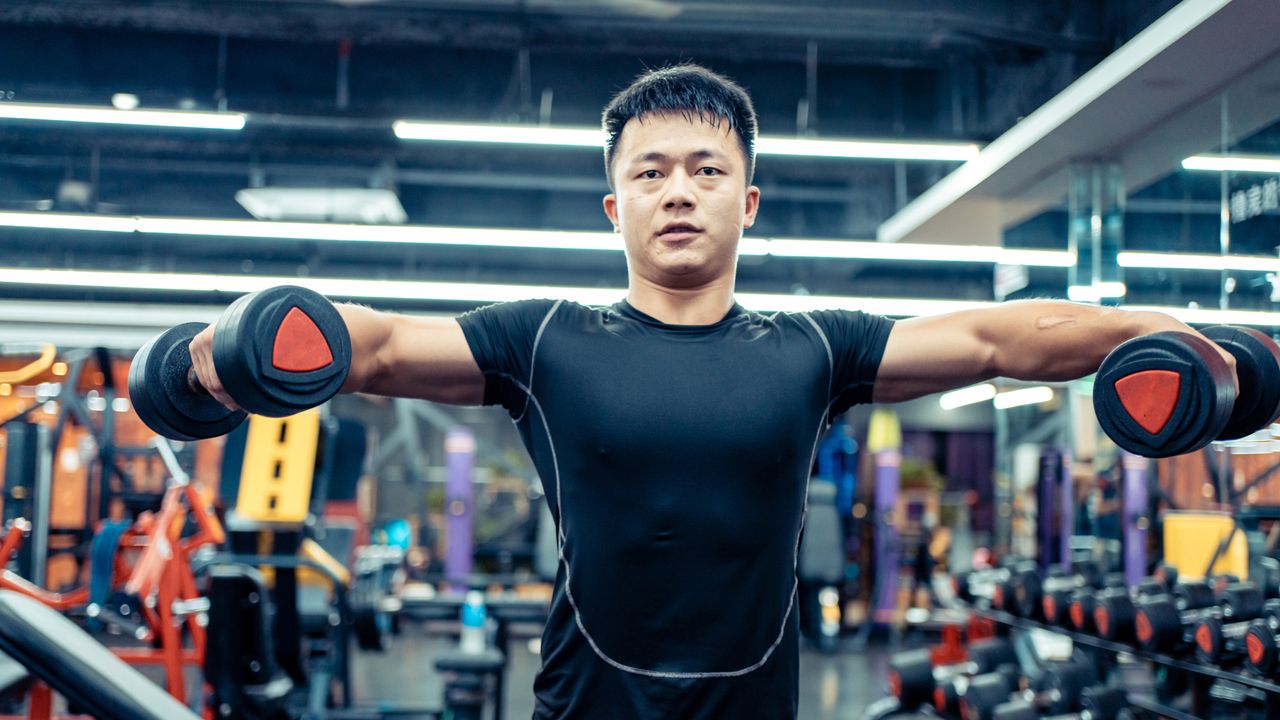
[{"xmin": 187, "ymin": 332, "xmax": 241, "ymax": 411}]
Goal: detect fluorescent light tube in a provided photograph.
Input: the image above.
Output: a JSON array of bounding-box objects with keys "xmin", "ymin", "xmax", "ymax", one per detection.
[
  {"xmin": 394, "ymin": 120, "xmax": 979, "ymax": 162},
  {"xmin": 0, "ymin": 211, "xmax": 1075, "ymax": 267},
  {"xmin": 1068, "ymin": 282, "xmax": 1126, "ymax": 302},
  {"xmin": 0, "ymin": 102, "xmax": 245, "ymax": 130},
  {"xmin": 1119, "ymin": 252, "xmax": 1280, "ymax": 273},
  {"xmin": 939, "ymin": 383, "xmax": 997, "ymax": 410},
  {"xmin": 763, "ymin": 238, "xmax": 1073, "ymax": 267},
  {"xmin": 393, "ymin": 121, "xmax": 603, "ymax": 147},
  {"xmin": 1182, "ymin": 154, "xmax": 1280, "ymax": 173},
  {"xmin": 0, "ymin": 267, "xmax": 1278, "ymax": 328},
  {"xmin": 754, "ymin": 137, "xmax": 979, "ymax": 162},
  {"xmin": 0, "ymin": 267, "xmax": 990, "ymax": 315},
  {"xmin": 993, "ymin": 386, "xmax": 1054, "ymax": 409}
]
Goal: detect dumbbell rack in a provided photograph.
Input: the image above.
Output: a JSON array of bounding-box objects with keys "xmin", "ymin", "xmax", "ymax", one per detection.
[{"xmin": 973, "ymin": 607, "xmax": 1280, "ymax": 720}]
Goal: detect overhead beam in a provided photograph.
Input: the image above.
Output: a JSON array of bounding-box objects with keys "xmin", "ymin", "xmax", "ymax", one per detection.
[{"xmin": 877, "ymin": 0, "xmax": 1280, "ymax": 245}]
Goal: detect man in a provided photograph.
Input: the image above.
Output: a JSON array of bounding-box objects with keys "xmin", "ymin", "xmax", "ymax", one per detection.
[{"xmin": 191, "ymin": 64, "xmax": 1234, "ymax": 719}]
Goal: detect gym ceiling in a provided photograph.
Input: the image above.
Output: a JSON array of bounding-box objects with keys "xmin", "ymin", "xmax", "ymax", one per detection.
[{"xmin": 0, "ymin": 0, "xmax": 1277, "ymax": 347}]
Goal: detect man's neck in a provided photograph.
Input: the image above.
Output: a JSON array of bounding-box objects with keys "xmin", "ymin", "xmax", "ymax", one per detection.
[{"xmin": 626, "ymin": 277, "xmax": 736, "ymax": 325}]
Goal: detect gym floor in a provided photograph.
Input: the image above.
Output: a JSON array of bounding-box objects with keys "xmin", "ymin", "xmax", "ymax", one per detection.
[{"xmin": 351, "ymin": 629, "xmax": 897, "ymax": 719}]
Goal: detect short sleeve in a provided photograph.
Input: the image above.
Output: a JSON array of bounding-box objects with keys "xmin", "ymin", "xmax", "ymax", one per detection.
[
  {"xmin": 456, "ymin": 299, "xmax": 559, "ymax": 415},
  {"xmin": 808, "ymin": 310, "xmax": 895, "ymax": 414}
]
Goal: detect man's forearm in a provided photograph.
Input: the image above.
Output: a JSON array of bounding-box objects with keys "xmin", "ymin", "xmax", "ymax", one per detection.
[{"xmin": 985, "ymin": 301, "xmax": 1223, "ymax": 382}]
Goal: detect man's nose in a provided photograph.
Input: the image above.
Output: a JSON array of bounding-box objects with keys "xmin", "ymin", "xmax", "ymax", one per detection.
[{"xmin": 662, "ymin": 171, "xmax": 696, "ymax": 209}]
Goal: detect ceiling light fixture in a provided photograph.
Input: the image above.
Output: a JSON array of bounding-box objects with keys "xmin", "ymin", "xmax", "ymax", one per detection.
[
  {"xmin": 1182, "ymin": 154, "xmax": 1280, "ymax": 173},
  {"xmin": 0, "ymin": 101, "xmax": 245, "ymax": 130},
  {"xmin": 392, "ymin": 120, "xmax": 980, "ymax": 162}
]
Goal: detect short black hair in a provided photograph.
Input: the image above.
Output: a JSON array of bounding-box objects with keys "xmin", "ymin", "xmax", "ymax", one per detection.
[{"xmin": 601, "ymin": 63, "xmax": 757, "ymax": 190}]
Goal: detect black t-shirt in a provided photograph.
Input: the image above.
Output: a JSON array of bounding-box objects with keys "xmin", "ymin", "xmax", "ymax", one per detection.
[{"xmin": 458, "ymin": 299, "xmax": 894, "ymax": 719}]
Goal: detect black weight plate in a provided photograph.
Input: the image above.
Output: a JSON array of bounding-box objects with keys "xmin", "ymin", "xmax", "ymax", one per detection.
[
  {"xmin": 934, "ymin": 680, "xmax": 960, "ymax": 715},
  {"xmin": 1246, "ymin": 619, "xmax": 1278, "ymax": 675},
  {"xmin": 968, "ymin": 638, "xmax": 1017, "ymax": 674},
  {"xmin": 1013, "ymin": 569, "xmax": 1043, "ymax": 619},
  {"xmin": 1094, "ymin": 331, "xmax": 1235, "ymax": 458},
  {"xmin": 1194, "ymin": 617, "xmax": 1225, "ymax": 663},
  {"xmin": 888, "ymin": 649, "xmax": 935, "ymax": 707},
  {"xmin": 1040, "ymin": 661, "xmax": 1090, "ymax": 713},
  {"xmin": 1220, "ymin": 583, "xmax": 1265, "ymax": 620},
  {"xmin": 1136, "ymin": 580, "xmax": 1164, "ymax": 598},
  {"xmin": 1152, "ymin": 562, "xmax": 1178, "ymax": 590},
  {"xmin": 961, "ymin": 673, "xmax": 1013, "ymax": 720},
  {"xmin": 1174, "ymin": 581, "xmax": 1215, "ymax": 611},
  {"xmin": 1134, "ymin": 597, "xmax": 1179, "ymax": 652},
  {"xmin": 1080, "ymin": 686, "xmax": 1127, "ymax": 720},
  {"xmin": 1069, "ymin": 590, "xmax": 1096, "ymax": 633},
  {"xmin": 1094, "ymin": 589, "xmax": 1135, "ymax": 641},
  {"xmin": 129, "ymin": 322, "xmax": 246, "ymax": 441},
  {"xmin": 1203, "ymin": 325, "xmax": 1280, "ymax": 439},
  {"xmin": 212, "ymin": 286, "xmax": 351, "ymax": 416},
  {"xmin": 129, "ymin": 329, "xmax": 192, "ymax": 442},
  {"xmin": 1043, "ymin": 589, "xmax": 1073, "ymax": 626}
]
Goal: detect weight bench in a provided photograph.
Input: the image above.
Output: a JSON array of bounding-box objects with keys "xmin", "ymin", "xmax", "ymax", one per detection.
[{"xmin": 0, "ymin": 590, "xmax": 198, "ymax": 720}]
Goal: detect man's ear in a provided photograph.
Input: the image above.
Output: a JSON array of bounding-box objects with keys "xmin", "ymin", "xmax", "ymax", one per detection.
[
  {"xmin": 603, "ymin": 193, "xmax": 620, "ymax": 232},
  {"xmin": 742, "ymin": 186, "xmax": 761, "ymax": 230}
]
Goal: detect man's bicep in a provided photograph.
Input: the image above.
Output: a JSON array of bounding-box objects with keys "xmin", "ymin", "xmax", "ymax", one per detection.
[
  {"xmin": 871, "ymin": 313, "xmax": 995, "ymax": 403},
  {"xmin": 366, "ymin": 316, "xmax": 486, "ymax": 405}
]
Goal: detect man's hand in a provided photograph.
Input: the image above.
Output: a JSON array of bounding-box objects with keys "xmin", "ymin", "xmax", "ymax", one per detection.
[
  {"xmin": 1126, "ymin": 311, "xmax": 1238, "ymax": 398},
  {"xmin": 187, "ymin": 325, "xmax": 240, "ymax": 411}
]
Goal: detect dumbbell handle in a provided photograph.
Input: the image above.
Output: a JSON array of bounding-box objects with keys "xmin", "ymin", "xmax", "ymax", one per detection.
[
  {"xmin": 932, "ymin": 660, "xmax": 985, "ymax": 684},
  {"xmin": 995, "ymin": 691, "xmax": 1127, "ymax": 720},
  {"xmin": 1198, "ymin": 614, "xmax": 1272, "ymax": 666},
  {"xmin": 1016, "ymin": 687, "xmax": 1069, "ymax": 708},
  {"xmin": 185, "ymin": 368, "xmax": 212, "ymax": 397},
  {"xmin": 1216, "ymin": 619, "xmax": 1250, "ymax": 638},
  {"xmin": 1043, "ymin": 575, "xmax": 1089, "ymax": 593}
]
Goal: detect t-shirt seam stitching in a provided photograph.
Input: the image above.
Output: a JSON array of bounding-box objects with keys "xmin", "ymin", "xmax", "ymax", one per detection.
[
  {"xmin": 799, "ymin": 312, "xmax": 834, "ymax": 402},
  {"xmin": 512, "ymin": 299, "xmax": 564, "ymax": 424}
]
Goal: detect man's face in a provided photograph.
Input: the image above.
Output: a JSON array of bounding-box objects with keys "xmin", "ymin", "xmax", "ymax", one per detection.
[{"xmin": 603, "ymin": 112, "xmax": 760, "ymax": 289}]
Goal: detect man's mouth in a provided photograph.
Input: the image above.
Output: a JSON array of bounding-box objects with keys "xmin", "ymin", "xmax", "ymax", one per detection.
[{"xmin": 658, "ymin": 222, "xmax": 701, "ymax": 239}]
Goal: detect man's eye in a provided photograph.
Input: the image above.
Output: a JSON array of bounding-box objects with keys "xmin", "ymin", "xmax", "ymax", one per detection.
[
  {"xmin": 640, "ymin": 169, "xmax": 662, "ymax": 179},
  {"xmin": 697, "ymin": 167, "xmax": 721, "ymax": 176}
]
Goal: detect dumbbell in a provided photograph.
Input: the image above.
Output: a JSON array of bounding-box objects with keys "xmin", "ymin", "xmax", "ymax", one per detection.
[
  {"xmin": 1092, "ymin": 576, "xmax": 1189, "ymax": 641},
  {"xmin": 1151, "ymin": 562, "xmax": 1179, "ymax": 588},
  {"xmin": 933, "ymin": 663, "xmax": 1023, "ymax": 717},
  {"xmin": 1010, "ymin": 562, "xmax": 1104, "ymax": 621},
  {"xmin": 1192, "ymin": 608, "xmax": 1278, "ymax": 667},
  {"xmin": 961, "ymin": 661, "xmax": 1095, "ymax": 720},
  {"xmin": 1094, "ymin": 326, "xmax": 1280, "ymax": 458},
  {"xmin": 953, "ymin": 569, "xmax": 988, "ymax": 603},
  {"xmin": 1135, "ymin": 582, "xmax": 1265, "ymax": 653},
  {"xmin": 1067, "ymin": 573, "xmax": 1172, "ymax": 635},
  {"xmin": 1036, "ymin": 564, "xmax": 1108, "ymax": 626},
  {"xmin": 1064, "ymin": 574, "xmax": 1129, "ymax": 633},
  {"xmin": 955, "ymin": 563, "xmax": 1029, "ymax": 607},
  {"xmin": 1242, "ymin": 602, "xmax": 1280, "ymax": 676},
  {"xmin": 992, "ymin": 562, "xmax": 1042, "ymax": 615},
  {"xmin": 129, "ymin": 285, "xmax": 352, "ymax": 441},
  {"xmin": 888, "ymin": 637, "xmax": 1018, "ymax": 710},
  {"xmin": 992, "ymin": 686, "xmax": 1130, "ymax": 720}
]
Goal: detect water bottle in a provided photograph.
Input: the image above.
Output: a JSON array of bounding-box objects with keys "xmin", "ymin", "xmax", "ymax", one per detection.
[{"xmin": 460, "ymin": 590, "xmax": 487, "ymax": 654}]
